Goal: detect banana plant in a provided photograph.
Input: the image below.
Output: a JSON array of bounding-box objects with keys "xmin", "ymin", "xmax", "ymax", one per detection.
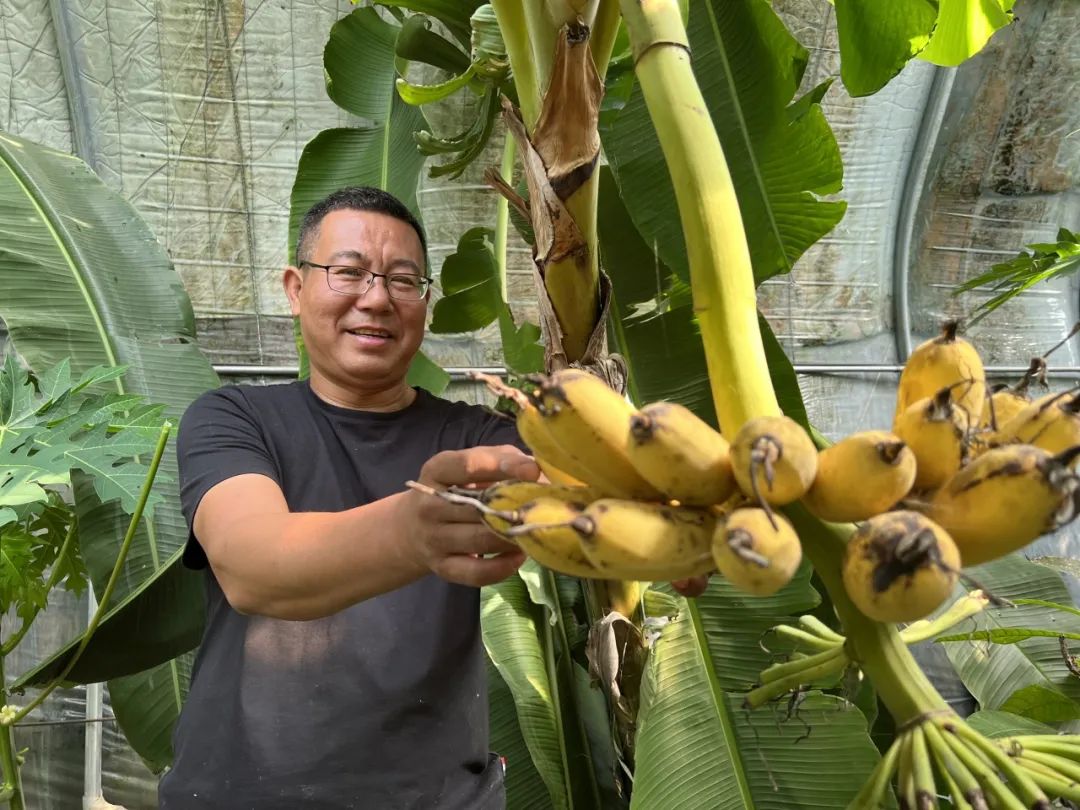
[{"xmin": 0, "ymin": 129, "xmax": 218, "ymax": 772}]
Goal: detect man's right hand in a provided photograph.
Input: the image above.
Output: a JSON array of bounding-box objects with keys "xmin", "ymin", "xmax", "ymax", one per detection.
[{"xmin": 400, "ymin": 445, "xmax": 540, "ymax": 588}]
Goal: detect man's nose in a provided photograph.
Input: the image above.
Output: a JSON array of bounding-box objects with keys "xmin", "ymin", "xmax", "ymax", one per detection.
[{"xmin": 354, "ymin": 274, "xmax": 393, "ymax": 309}]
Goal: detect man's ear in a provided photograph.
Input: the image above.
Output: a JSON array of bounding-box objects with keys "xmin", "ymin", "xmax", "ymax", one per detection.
[{"xmin": 283, "ymin": 265, "xmax": 303, "ymax": 316}]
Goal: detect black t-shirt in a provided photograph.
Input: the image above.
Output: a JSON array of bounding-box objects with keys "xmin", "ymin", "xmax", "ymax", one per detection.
[{"xmin": 158, "ymin": 380, "xmax": 523, "ymax": 810}]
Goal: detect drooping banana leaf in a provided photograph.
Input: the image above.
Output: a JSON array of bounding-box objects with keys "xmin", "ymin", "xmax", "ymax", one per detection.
[
  {"xmin": 291, "ymin": 7, "xmax": 447, "ymax": 394},
  {"xmin": 917, "ymin": 0, "xmax": 1015, "ymax": 66},
  {"xmin": 832, "ymin": 0, "xmax": 937, "ymax": 98},
  {"xmin": 601, "ymin": 0, "xmax": 846, "ymax": 289},
  {"xmin": 629, "ymin": 586, "xmax": 888, "ymax": 808},
  {"xmin": 482, "ymin": 573, "xmax": 610, "ymax": 810},
  {"xmin": 936, "ymin": 554, "xmax": 1080, "ymax": 725},
  {"xmin": 487, "ymin": 656, "xmax": 552, "ymax": 809},
  {"xmin": 0, "ymin": 129, "xmax": 219, "ymax": 769}
]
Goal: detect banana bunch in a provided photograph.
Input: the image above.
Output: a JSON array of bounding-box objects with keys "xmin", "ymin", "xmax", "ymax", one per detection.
[
  {"xmin": 830, "ymin": 320, "xmax": 1080, "ymax": 625},
  {"xmin": 850, "ymin": 714, "xmax": 1080, "ymax": 809},
  {"xmin": 415, "ymin": 329, "xmax": 1079, "ymax": 616}
]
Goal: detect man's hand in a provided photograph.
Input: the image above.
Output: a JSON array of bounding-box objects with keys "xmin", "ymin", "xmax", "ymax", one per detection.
[
  {"xmin": 670, "ymin": 576, "xmax": 710, "ymax": 598},
  {"xmin": 401, "ymin": 445, "xmax": 540, "ymax": 588}
]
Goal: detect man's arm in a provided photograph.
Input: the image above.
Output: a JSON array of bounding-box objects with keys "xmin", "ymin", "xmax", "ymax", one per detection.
[{"xmin": 195, "ymin": 444, "xmax": 539, "ymax": 621}]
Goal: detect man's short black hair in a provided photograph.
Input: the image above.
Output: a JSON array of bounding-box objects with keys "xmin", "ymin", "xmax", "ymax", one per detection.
[{"xmin": 295, "ymin": 187, "xmax": 428, "ymax": 269}]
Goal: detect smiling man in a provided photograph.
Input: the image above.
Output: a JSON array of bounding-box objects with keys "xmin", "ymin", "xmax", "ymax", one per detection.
[{"xmin": 158, "ymin": 187, "xmax": 705, "ymax": 809}]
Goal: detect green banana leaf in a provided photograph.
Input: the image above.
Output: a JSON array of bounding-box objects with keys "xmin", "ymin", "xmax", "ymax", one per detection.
[
  {"xmin": 372, "ymin": 0, "xmax": 486, "ymax": 49},
  {"xmin": 601, "ymin": 0, "xmax": 846, "ymax": 288},
  {"xmin": 487, "ymin": 656, "xmax": 552, "ymax": 809},
  {"xmin": 629, "ymin": 587, "xmax": 887, "ymax": 808},
  {"xmin": 832, "ymin": 0, "xmax": 936, "ymax": 98},
  {"xmin": 936, "ymin": 554, "xmax": 1080, "ymax": 725},
  {"xmin": 0, "ymin": 129, "xmax": 219, "ymax": 770},
  {"xmin": 292, "ymin": 6, "xmax": 448, "ymax": 395},
  {"xmin": 833, "ymin": 0, "xmax": 1014, "ymax": 96},
  {"xmin": 482, "ymin": 573, "xmax": 611, "ymax": 810},
  {"xmin": 917, "ymin": 0, "xmax": 1015, "ymax": 66}
]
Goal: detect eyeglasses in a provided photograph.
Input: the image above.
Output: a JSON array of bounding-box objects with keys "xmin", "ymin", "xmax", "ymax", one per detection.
[{"xmin": 300, "ymin": 262, "xmax": 432, "ymax": 301}]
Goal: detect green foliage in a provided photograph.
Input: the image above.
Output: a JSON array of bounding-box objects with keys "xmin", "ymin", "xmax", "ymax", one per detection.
[
  {"xmin": 430, "ymin": 227, "xmax": 544, "ymax": 375},
  {"xmin": 0, "ymin": 354, "xmax": 165, "ymax": 642},
  {"xmin": 602, "ymin": 0, "xmax": 847, "ymax": 287},
  {"xmin": 953, "ymin": 228, "xmax": 1080, "ymax": 324},
  {"xmin": 834, "ymin": 0, "xmax": 1014, "ymax": 96}
]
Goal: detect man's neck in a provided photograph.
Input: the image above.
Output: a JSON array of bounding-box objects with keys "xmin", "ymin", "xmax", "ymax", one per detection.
[{"xmin": 307, "ymin": 373, "xmax": 417, "ymax": 413}]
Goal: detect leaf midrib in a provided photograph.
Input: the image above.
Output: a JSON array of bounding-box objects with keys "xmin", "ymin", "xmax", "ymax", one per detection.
[{"xmin": 688, "ymin": 599, "xmax": 754, "ymax": 807}]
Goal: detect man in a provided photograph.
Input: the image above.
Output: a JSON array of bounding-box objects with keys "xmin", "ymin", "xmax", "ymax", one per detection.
[{"xmin": 159, "ymin": 186, "xmax": 704, "ymax": 809}]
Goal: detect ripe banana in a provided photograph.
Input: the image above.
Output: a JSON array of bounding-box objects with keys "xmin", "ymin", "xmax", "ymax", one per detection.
[
  {"xmin": 712, "ymin": 507, "xmax": 801, "ymax": 596},
  {"xmin": 924, "ymin": 444, "xmax": 1080, "ymax": 566},
  {"xmin": 802, "ymin": 431, "xmax": 917, "ymax": 522},
  {"xmin": 625, "ymin": 401, "xmax": 737, "ymax": 506},
  {"xmin": 995, "ymin": 390, "xmax": 1080, "ymax": 459},
  {"xmin": 730, "ymin": 415, "xmax": 818, "ymax": 506},
  {"xmin": 530, "ymin": 369, "xmax": 664, "ymax": 500},
  {"xmin": 514, "ymin": 397, "xmax": 611, "ymax": 491},
  {"xmin": 505, "ymin": 497, "xmax": 606, "ymax": 579},
  {"xmin": 979, "ymin": 384, "xmax": 1030, "ymax": 431},
  {"xmin": 894, "ymin": 320, "xmax": 985, "ymax": 426},
  {"xmin": 536, "ymin": 458, "xmax": 587, "ymax": 487},
  {"xmin": 893, "ymin": 388, "xmax": 970, "ymax": 491},
  {"xmin": 571, "ymin": 499, "xmax": 716, "ymax": 581},
  {"xmin": 841, "ymin": 511, "xmax": 960, "ymax": 623},
  {"xmin": 480, "ymin": 480, "xmax": 599, "ymax": 535}
]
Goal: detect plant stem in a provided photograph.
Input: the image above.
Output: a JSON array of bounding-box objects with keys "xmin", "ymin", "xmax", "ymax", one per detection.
[
  {"xmin": 618, "ymin": 0, "xmax": 777, "ymax": 436},
  {"xmin": 495, "ymin": 134, "xmax": 516, "ymax": 303},
  {"xmin": 12, "ymin": 421, "xmax": 171, "ymax": 725},
  {"xmin": 789, "ymin": 505, "xmax": 951, "ymax": 724},
  {"xmin": 2, "ymin": 519, "xmax": 79, "ymax": 657},
  {"xmin": 589, "ymin": 0, "xmax": 622, "ymax": 77},
  {"xmin": 548, "ymin": 173, "xmax": 602, "ymax": 363},
  {"xmin": 491, "ymin": 0, "xmax": 545, "ymax": 130},
  {"xmin": 0, "ymin": 657, "xmax": 25, "ymax": 810}
]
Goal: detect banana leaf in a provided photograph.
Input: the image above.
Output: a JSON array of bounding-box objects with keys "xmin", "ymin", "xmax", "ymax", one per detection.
[
  {"xmin": 292, "ymin": 7, "xmax": 448, "ymax": 394},
  {"xmin": 628, "ymin": 585, "xmax": 886, "ymax": 808},
  {"xmin": 482, "ymin": 573, "xmax": 611, "ymax": 810},
  {"xmin": 936, "ymin": 554, "xmax": 1080, "ymax": 726},
  {"xmin": 0, "ymin": 129, "xmax": 219, "ymax": 770},
  {"xmin": 601, "ymin": 0, "xmax": 846, "ymax": 288},
  {"xmin": 488, "ymin": 655, "xmax": 552, "ymax": 809}
]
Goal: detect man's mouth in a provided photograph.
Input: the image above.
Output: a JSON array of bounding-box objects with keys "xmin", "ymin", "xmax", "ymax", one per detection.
[{"xmin": 345, "ymin": 327, "xmax": 393, "ymax": 340}]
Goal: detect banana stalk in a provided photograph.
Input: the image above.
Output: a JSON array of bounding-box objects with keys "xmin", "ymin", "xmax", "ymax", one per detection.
[{"xmin": 618, "ymin": 0, "xmax": 952, "ymax": 728}]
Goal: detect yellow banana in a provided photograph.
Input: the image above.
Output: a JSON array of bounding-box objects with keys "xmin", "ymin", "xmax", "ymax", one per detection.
[
  {"xmin": 730, "ymin": 415, "xmax": 818, "ymax": 506},
  {"xmin": 894, "ymin": 320, "xmax": 985, "ymax": 426},
  {"xmin": 571, "ymin": 499, "xmax": 716, "ymax": 581},
  {"xmin": 536, "ymin": 458, "xmax": 587, "ymax": 487},
  {"xmin": 712, "ymin": 507, "xmax": 801, "ymax": 596},
  {"xmin": 841, "ymin": 511, "xmax": 960, "ymax": 623},
  {"xmin": 980, "ymin": 385, "xmax": 1030, "ymax": 431},
  {"xmin": 994, "ymin": 390, "xmax": 1080, "ymax": 459},
  {"xmin": 924, "ymin": 444, "xmax": 1080, "ymax": 566},
  {"xmin": 480, "ymin": 480, "xmax": 600, "ymax": 535},
  {"xmin": 625, "ymin": 401, "xmax": 737, "ymax": 506},
  {"xmin": 802, "ymin": 431, "xmax": 917, "ymax": 522},
  {"xmin": 530, "ymin": 369, "xmax": 664, "ymax": 500},
  {"xmin": 893, "ymin": 388, "xmax": 970, "ymax": 491},
  {"xmin": 505, "ymin": 497, "xmax": 606, "ymax": 579},
  {"xmin": 514, "ymin": 397, "xmax": 613, "ymax": 490}
]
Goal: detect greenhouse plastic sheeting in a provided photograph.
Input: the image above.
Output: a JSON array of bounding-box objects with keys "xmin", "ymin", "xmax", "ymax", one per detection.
[{"xmin": 1, "ymin": 0, "xmax": 1078, "ymax": 805}]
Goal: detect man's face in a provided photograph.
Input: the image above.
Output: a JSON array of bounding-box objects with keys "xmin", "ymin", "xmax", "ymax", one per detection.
[{"xmin": 284, "ymin": 208, "xmax": 428, "ymax": 396}]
